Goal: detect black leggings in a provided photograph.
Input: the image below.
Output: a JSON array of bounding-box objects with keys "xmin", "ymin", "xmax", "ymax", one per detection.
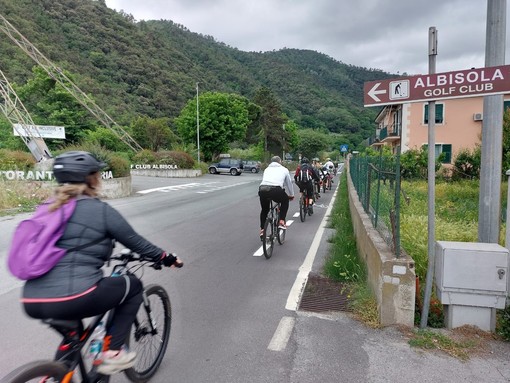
[
  {"xmin": 23, "ymin": 275, "xmax": 143, "ymax": 350},
  {"xmin": 259, "ymin": 186, "xmax": 289, "ymax": 229},
  {"xmin": 297, "ymin": 181, "xmax": 314, "ymax": 199}
]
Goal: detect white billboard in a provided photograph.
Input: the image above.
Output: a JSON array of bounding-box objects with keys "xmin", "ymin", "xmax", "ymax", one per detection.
[{"xmin": 13, "ymin": 124, "xmax": 66, "ymax": 139}]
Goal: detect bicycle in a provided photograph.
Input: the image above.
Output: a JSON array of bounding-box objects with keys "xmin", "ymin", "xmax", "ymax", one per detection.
[
  {"xmin": 262, "ymin": 200, "xmax": 285, "ymax": 259},
  {"xmin": 1, "ymin": 249, "xmax": 174, "ymax": 383}
]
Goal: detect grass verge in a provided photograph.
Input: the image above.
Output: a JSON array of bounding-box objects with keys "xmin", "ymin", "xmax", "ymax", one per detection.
[{"xmin": 324, "ymin": 171, "xmax": 379, "ymax": 327}]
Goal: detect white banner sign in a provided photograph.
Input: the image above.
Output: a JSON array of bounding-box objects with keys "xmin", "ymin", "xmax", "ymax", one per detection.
[{"xmin": 13, "ymin": 124, "xmax": 66, "ymax": 139}]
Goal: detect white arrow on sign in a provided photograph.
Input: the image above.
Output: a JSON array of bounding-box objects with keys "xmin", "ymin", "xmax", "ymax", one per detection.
[{"xmin": 368, "ymin": 83, "xmax": 387, "ymax": 102}]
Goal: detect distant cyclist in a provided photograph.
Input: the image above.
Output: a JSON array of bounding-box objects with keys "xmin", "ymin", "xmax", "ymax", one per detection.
[
  {"xmin": 294, "ymin": 157, "xmax": 320, "ymax": 214},
  {"xmin": 324, "ymin": 158, "xmax": 335, "ymax": 174},
  {"xmin": 258, "ymin": 156, "xmax": 295, "ymax": 237}
]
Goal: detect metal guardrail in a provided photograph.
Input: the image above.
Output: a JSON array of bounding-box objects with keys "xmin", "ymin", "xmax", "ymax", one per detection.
[{"xmin": 349, "ymin": 152, "xmax": 402, "ymax": 257}]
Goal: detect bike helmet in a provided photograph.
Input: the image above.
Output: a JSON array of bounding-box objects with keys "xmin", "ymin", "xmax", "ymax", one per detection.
[
  {"xmin": 53, "ymin": 151, "xmax": 106, "ymax": 184},
  {"xmin": 301, "ymin": 157, "xmax": 310, "ymax": 164}
]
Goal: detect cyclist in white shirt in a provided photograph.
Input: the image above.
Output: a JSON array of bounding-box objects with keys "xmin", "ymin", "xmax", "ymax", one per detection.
[
  {"xmin": 324, "ymin": 158, "xmax": 335, "ymax": 172},
  {"xmin": 258, "ymin": 156, "xmax": 295, "ymax": 237}
]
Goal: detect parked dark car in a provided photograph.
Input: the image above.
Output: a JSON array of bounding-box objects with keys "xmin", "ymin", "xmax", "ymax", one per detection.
[
  {"xmin": 243, "ymin": 160, "xmax": 261, "ymax": 173},
  {"xmin": 208, "ymin": 158, "xmax": 244, "ymax": 176}
]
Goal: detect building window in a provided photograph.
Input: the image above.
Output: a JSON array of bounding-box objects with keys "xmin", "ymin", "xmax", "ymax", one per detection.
[
  {"xmin": 422, "ymin": 143, "xmax": 452, "ymax": 164},
  {"xmin": 504, "ymin": 100, "xmax": 510, "ymax": 112},
  {"xmin": 423, "ymin": 103, "xmax": 444, "ymax": 124}
]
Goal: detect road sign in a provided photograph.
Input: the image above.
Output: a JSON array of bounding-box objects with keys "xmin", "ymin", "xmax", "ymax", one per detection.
[
  {"xmin": 364, "ymin": 65, "xmax": 510, "ymax": 107},
  {"xmin": 340, "ymin": 144, "xmax": 348, "ymax": 152}
]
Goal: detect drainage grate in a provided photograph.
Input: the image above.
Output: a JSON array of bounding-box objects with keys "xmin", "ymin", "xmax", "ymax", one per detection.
[{"xmin": 298, "ymin": 273, "xmax": 353, "ymax": 312}]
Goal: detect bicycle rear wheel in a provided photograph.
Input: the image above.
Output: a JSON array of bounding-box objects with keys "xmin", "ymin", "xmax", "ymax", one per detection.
[
  {"xmin": 299, "ymin": 196, "xmax": 307, "ymax": 222},
  {"xmin": 262, "ymin": 217, "xmax": 275, "ymax": 259},
  {"xmin": 0, "ymin": 361, "xmax": 71, "ymax": 383},
  {"xmin": 124, "ymin": 284, "xmax": 171, "ymax": 383},
  {"xmin": 277, "ymin": 225, "xmax": 286, "ymax": 245}
]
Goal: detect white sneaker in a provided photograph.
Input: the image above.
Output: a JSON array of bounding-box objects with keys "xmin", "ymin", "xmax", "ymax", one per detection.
[{"xmin": 97, "ymin": 349, "xmax": 137, "ymax": 375}]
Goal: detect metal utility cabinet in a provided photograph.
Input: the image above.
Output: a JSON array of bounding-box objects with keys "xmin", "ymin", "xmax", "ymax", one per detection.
[{"xmin": 435, "ymin": 241, "xmax": 509, "ymax": 331}]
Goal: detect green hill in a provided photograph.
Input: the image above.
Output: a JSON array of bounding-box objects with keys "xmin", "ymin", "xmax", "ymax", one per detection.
[{"xmin": 0, "ymin": 0, "xmax": 395, "ymax": 147}]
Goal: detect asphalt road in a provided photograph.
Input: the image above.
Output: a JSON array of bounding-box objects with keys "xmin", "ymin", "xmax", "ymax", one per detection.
[{"xmin": 0, "ymin": 172, "xmax": 339, "ymax": 382}]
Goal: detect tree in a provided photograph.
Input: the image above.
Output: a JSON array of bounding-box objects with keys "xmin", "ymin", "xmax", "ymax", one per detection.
[
  {"xmin": 295, "ymin": 129, "xmax": 331, "ymax": 159},
  {"xmin": 15, "ymin": 67, "xmax": 95, "ymax": 146},
  {"xmin": 252, "ymin": 87, "xmax": 287, "ymax": 160},
  {"xmin": 131, "ymin": 116, "xmax": 177, "ymax": 151},
  {"xmin": 175, "ymin": 92, "xmax": 250, "ymax": 161}
]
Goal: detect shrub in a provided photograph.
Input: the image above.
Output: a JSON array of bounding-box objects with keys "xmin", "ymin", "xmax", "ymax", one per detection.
[
  {"xmin": 132, "ymin": 149, "xmax": 156, "ymax": 164},
  {"xmin": 0, "ymin": 149, "xmax": 36, "ymax": 171},
  {"xmin": 154, "ymin": 150, "xmax": 195, "ymax": 169},
  {"xmin": 452, "ymin": 147, "xmax": 481, "ymax": 180},
  {"xmin": 108, "ymin": 155, "xmax": 130, "ymax": 178}
]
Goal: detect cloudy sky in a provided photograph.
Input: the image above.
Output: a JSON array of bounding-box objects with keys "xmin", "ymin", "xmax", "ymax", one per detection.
[{"xmin": 104, "ymin": 0, "xmax": 509, "ymax": 76}]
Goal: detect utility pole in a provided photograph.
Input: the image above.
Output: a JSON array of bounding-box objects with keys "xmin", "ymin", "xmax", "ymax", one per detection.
[
  {"xmin": 478, "ymin": 0, "xmax": 506, "ymax": 243},
  {"xmin": 196, "ymin": 82, "xmax": 200, "ymax": 164}
]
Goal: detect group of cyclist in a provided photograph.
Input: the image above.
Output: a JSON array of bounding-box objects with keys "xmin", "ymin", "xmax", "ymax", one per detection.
[{"xmin": 258, "ymin": 155, "xmax": 336, "ymax": 236}]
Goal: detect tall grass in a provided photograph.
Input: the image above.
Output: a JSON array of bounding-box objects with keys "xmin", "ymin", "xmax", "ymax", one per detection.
[
  {"xmin": 0, "ymin": 179, "xmax": 53, "ymax": 214},
  {"xmin": 400, "ymin": 179, "xmax": 507, "ymax": 281},
  {"xmin": 324, "ymin": 171, "xmax": 366, "ymax": 282}
]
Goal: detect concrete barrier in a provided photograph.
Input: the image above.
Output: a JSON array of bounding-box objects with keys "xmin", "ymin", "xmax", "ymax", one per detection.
[
  {"xmin": 347, "ymin": 165, "xmax": 416, "ymax": 327},
  {"xmin": 130, "ymin": 169, "xmax": 202, "ymax": 178},
  {"xmin": 100, "ymin": 176, "xmax": 132, "ymax": 199}
]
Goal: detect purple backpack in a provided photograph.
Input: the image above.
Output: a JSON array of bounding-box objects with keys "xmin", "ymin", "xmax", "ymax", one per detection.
[{"xmin": 7, "ymin": 198, "xmax": 78, "ymax": 280}]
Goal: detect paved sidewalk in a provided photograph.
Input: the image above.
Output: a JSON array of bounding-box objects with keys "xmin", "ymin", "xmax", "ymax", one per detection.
[{"xmin": 297, "ymin": 226, "xmax": 510, "ymax": 383}]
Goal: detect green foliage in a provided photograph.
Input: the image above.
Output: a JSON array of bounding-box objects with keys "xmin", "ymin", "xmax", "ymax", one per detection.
[
  {"xmin": 175, "ymin": 92, "xmax": 250, "ymax": 161},
  {"xmin": 324, "ymin": 171, "xmax": 366, "ymax": 282},
  {"xmin": 251, "ymin": 87, "xmax": 287, "ymax": 159},
  {"xmin": 15, "ymin": 67, "xmax": 95, "ymax": 146},
  {"xmin": 85, "ymin": 127, "xmax": 132, "ymax": 153},
  {"xmin": 502, "ymin": 109, "xmax": 510, "ymax": 174},
  {"xmin": 132, "ymin": 149, "xmax": 156, "ymax": 164},
  {"xmin": 453, "ymin": 146, "xmax": 481, "ymax": 180},
  {"xmin": 154, "ymin": 150, "xmax": 195, "ymax": 169},
  {"xmin": 295, "ymin": 129, "xmax": 332, "ymax": 159},
  {"xmin": 0, "ymin": 149, "xmax": 36, "ymax": 170},
  {"xmin": 400, "ymin": 147, "xmax": 443, "ymax": 180},
  {"xmin": 0, "ymin": 0, "xmax": 388, "ymax": 157},
  {"xmin": 228, "ymin": 146, "xmax": 263, "ymax": 161},
  {"xmin": 497, "ymin": 304, "xmax": 510, "ymax": 341},
  {"xmin": 131, "ymin": 116, "xmax": 178, "ymax": 151},
  {"xmin": 107, "ymin": 155, "xmax": 130, "ymax": 178}
]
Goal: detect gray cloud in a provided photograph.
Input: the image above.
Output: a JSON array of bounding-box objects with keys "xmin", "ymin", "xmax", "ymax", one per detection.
[{"xmin": 105, "ymin": 0, "xmax": 507, "ymax": 75}]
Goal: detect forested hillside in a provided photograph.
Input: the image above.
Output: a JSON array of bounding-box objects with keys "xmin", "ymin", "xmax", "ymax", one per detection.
[{"xmin": 0, "ymin": 0, "xmax": 394, "ymax": 150}]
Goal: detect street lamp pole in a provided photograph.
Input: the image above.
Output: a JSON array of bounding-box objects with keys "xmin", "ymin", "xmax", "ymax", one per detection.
[{"xmin": 196, "ymin": 82, "xmax": 200, "ymax": 163}]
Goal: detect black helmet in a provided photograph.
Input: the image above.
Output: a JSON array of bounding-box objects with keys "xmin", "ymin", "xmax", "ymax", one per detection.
[
  {"xmin": 301, "ymin": 157, "xmax": 310, "ymax": 164},
  {"xmin": 53, "ymin": 151, "xmax": 106, "ymax": 184}
]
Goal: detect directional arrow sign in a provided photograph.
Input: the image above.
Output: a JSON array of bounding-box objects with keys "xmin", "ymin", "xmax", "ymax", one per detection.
[
  {"xmin": 364, "ymin": 65, "xmax": 510, "ymax": 107},
  {"xmin": 367, "ymin": 83, "xmax": 387, "ymax": 102}
]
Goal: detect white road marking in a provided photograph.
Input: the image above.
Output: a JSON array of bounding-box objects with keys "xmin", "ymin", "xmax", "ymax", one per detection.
[
  {"xmin": 137, "ymin": 183, "xmax": 203, "ymax": 194},
  {"xmin": 268, "ymin": 316, "xmax": 295, "ymax": 351},
  {"xmin": 196, "ymin": 181, "xmax": 251, "ymax": 194}
]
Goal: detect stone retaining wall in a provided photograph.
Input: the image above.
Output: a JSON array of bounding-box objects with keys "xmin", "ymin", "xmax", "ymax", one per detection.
[{"xmin": 347, "ymin": 164, "xmax": 416, "ymax": 327}]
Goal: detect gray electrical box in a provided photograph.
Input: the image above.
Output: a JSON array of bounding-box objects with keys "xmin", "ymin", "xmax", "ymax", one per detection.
[{"xmin": 435, "ymin": 241, "xmax": 509, "ymax": 330}]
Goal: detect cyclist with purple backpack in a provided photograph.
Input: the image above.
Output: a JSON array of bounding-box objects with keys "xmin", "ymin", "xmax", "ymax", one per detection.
[{"xmin": 18, "ymin": 151, "xmax": 183, "ymax": 375}]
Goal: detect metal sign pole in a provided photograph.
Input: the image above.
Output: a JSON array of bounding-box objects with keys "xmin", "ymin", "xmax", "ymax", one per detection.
[{"xmin": 421, "ymin": 26, "xmax": 438, "ymax": 329}]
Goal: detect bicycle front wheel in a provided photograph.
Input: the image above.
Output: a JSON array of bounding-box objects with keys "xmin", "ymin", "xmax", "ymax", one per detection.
[
  {"xmin": 124, "ymin": 284, "xmax": 171, "ymax": 383},
  {"xmin": 262, "ymin": 217, "xmax": 275, "ymax": 259},
  {"xmin": 0, "ymin": 361, "xmax": 71, "ymax": 383}
]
